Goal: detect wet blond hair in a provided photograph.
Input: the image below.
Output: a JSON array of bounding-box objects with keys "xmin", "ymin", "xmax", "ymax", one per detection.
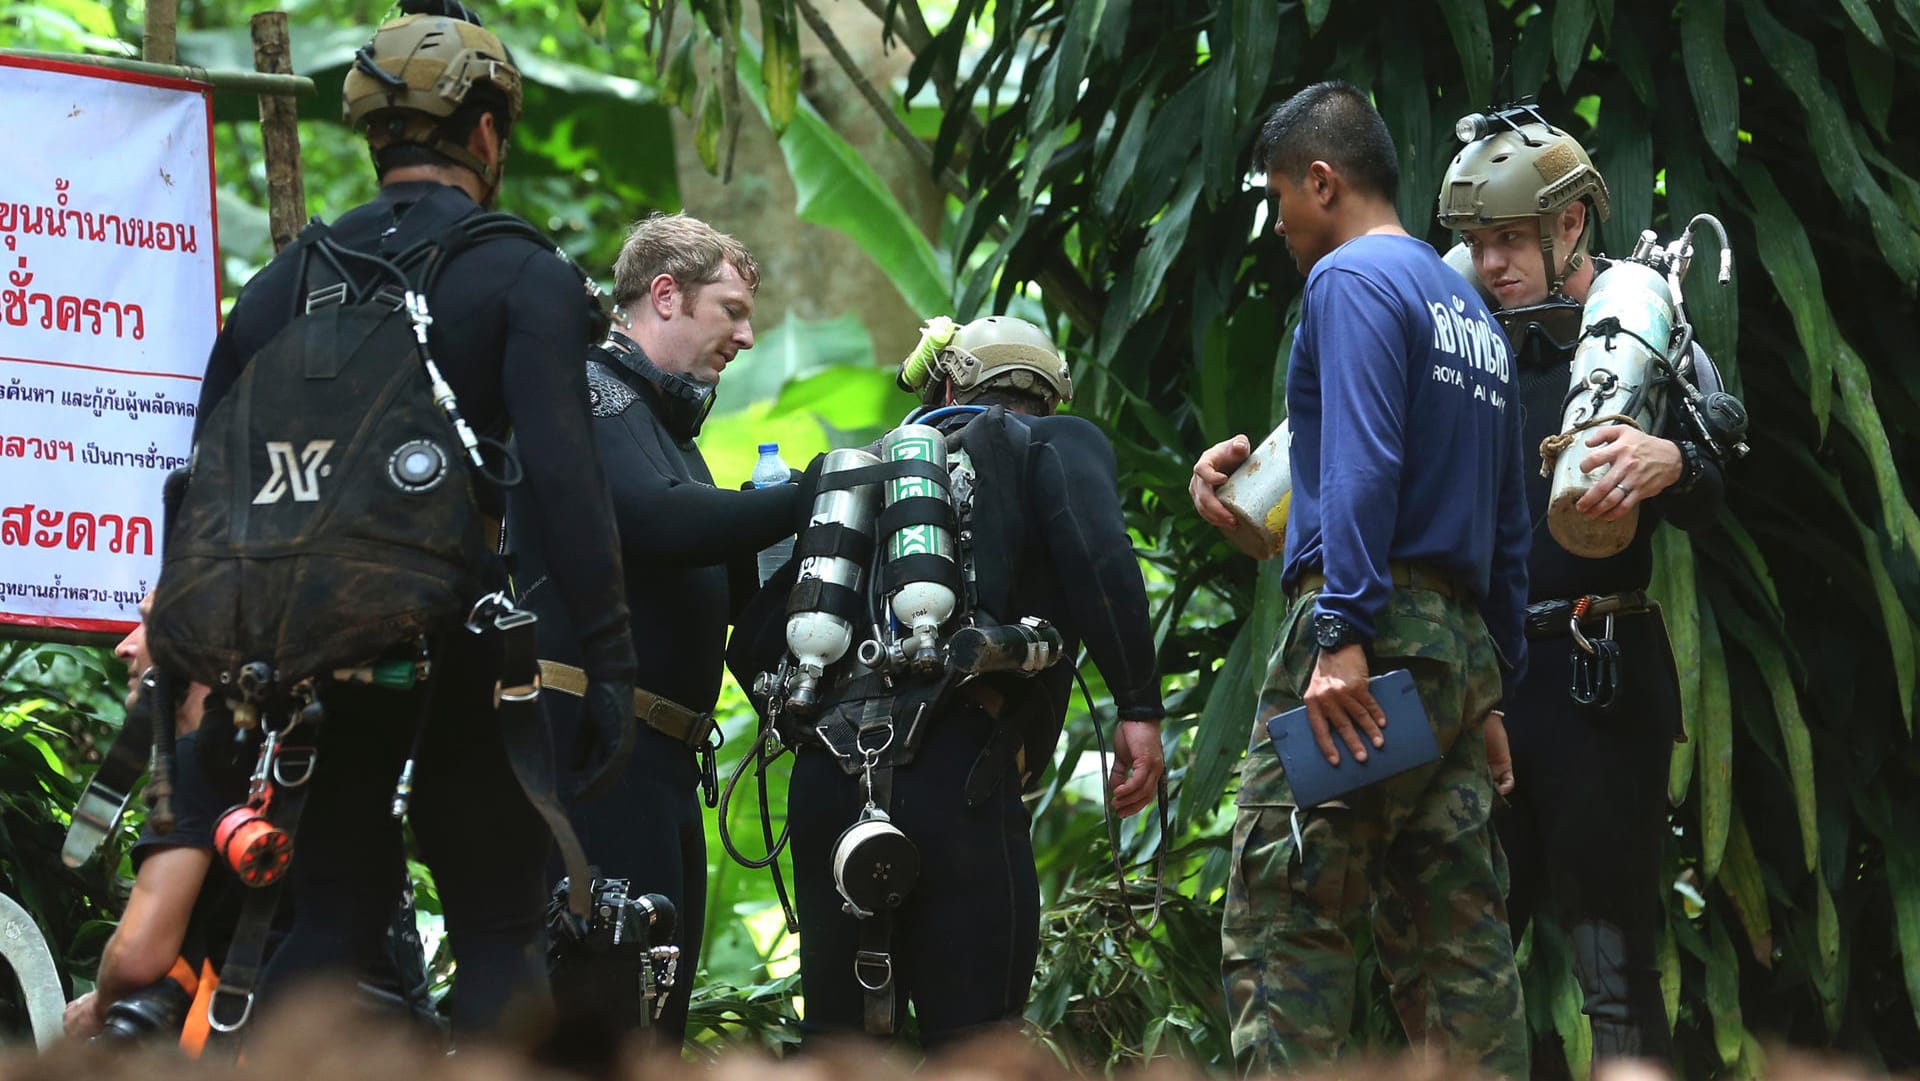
[{"xmin": 609, "ymin": 211, "xmax": 760, "ymax": 309}]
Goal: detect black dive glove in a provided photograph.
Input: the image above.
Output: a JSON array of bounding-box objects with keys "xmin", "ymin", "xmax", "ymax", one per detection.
[{"xmin": 566, "ymin": 680, "xmax": 637, "ymax": 805}]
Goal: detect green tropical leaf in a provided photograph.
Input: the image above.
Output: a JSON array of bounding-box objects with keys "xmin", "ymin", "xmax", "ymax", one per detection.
[
  {"xmin": 1511, "ymin": 9, "xmax": 1553, "ymax": 100},
  {"xmin": 1706, "ymin": 914, "xmax": 1745, "ymax": 1066},
  {"xmin": 1884, "ymin": 829, "xmax": 1920, "ymax": 1034},
  {"xmin": 1652, "ymin": 529, "xmax": 1701, "ymax": 806},
  {"xmin": 1436, "ymin": 0, "xmax": 1494, "ymax": 110},
  {"xmin": 1680, "ymin": 0, "xmax": 1740, "ymax": 166},
  {"xmin": 1720, "ymin": 810, "xmax": 1773, "ymax": 963},
  {"xmin": 1845, "ymin": 30, "xmax": 1894, "ymax": 139},
  {"xmin": 1097, "ymin": 98, "xmax": 1155, "ymax": 218},
  {"xmin": 1833, "ymin": 342, "xmax": 1920, "ymax": 557},
  {"xmin": 1738, "ymin": 163, "xmax": 1835, "ymax": 433},
  {"xmin": 1592, "ymin": 96, "xmax": 1653, "ymax": 252},
  {"xmin": 664, "ymin": 32, "xmax": 701, "ymax": 114},
  {"xmin": 1658, "ymin": 911, "xmax": 1681, "ymax": 1031},
  {"xmin": 1835, "ymin": 0, "xmax": 1886, "ymax": 47},
  {"xmin": 695, "ymin": 81, "xmax": 724, "ymax": 173},
  {"xmin": 1811, "ymin": 873, "xmax": 1844, "ymax": 1021},
  {"xmin": 1742, "ymin": 0, "xmax": 1920, "ymax": 283},
  {"xmin": 1054, "ymin": 0, "xmax": 1108, "ymax": 115},
  {"xmin": 1232, "ymin": 0, "xmax": 1278, "ymax": 122},
  {"xmin": 1697, "ymin": 602, "xmax": 1733, "ymax": 880},
  {"xmin": 1304, "ymin": 0, "xmax": 1332, "ymax": 36},
  {"xmin": 1605, "ymin": 8, "xmax": 1655, "ymax": 106},
  {"xmin": 1552, "ymin": 0, "xmax": 1593, "ymax": 89},
  {"xmin": 1792, "ymin": 446, "xmax": 1918, "ymax": 730},
  {"xmin": 1127, "ymin": 165, "xmax": 1206, "ymax": 336},
  {"xmin": 759, "ymin": 0, "xmax": 800, "ymax": 132},
  {"xmin": 1708, "ymin": 593, "xmax": 1818, "ymax": 874},
  {"xmin": 1894, "ymin": 0, "xmax": 1920, "ymax": 36},
  {"xmin": 1176, "ymin": 615, "xmax": 1259, "ymax": 832}
]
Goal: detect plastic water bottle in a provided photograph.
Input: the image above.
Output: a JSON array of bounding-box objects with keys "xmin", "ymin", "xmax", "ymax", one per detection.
[{"xmin": 753, "ymin": 442, "xmax": 796, "ymax": 584}]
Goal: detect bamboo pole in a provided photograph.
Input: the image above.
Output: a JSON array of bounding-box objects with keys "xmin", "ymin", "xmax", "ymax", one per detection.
[
  {"xmin": 0, "ymin": 49, "xmax": 315, "ymax": 98},
  {"xmin": 142, "ymin": 0, "xmax": 178, "ymax": 66},
  {"xmin": 250, "ymin": 12, "xmax": 307, "ymax": 253}
]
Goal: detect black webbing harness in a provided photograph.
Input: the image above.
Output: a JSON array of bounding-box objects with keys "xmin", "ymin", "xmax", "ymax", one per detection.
[{"xmin": 778, "ymin": 454, "xmax": 965, "ymax": 641}]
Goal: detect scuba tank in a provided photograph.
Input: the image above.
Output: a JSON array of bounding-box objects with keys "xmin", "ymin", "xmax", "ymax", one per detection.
[
  {"xmin": 784, "ymin": 448, "xmax": 884, "ymax": 713},
  {"xmin": 1545, "ymin": 214, "xmax": 1736, "ymax": 558},
  {"xmin": 878, "ymin": 424, "xmax": 959, "ymax": 672},
  {"xmin": 1546, "ymin": 259, "xmax": 1674, "ymax": 557},
  {"xmin": 1214, "ymin": 420, "xmax": 1293, "ymax": 560}
]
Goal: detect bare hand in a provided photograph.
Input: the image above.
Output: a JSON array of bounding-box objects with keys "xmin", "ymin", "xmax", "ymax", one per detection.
[
  {"xmin": 1574, "ymin": 427, "xmax": 1683, "ymax": 521},
  {"xmin": 1483, "ymin": 711, "xmax": 1515, "ymax": 795},
  {"xmin": 1303, "ymin": 644, "xmax": 1384, "ymax": 765},
  {"xmin": 1109, "ymin": 720, "xmax": 1165, "ymax": 817},
  {"xmin": 64, "ymin": 991, "xmax": 103, "ymax": 1040},
  {"xmin": 1189, "ymin": 434, "xmax": 1252, "ymax": 528}
]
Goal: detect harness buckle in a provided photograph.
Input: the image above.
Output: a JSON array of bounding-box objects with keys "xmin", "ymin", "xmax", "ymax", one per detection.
[
  {"xmin": 853, "ymin": 950, "xmax": 894, "ymax": 992},
  {"xmin": 206, "ymin": 987, "xmax": 255, "ymax": 1033}
]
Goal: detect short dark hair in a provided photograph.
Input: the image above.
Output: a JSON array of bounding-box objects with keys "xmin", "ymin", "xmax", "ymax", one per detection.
[
  {"xmin": 370, "ymin": 84, "xmax": 516, "ymax": 180},
  {"xmin": 959, "ymin": 382, "xmax": 1056, "ymax": 415},
  {"xmin": 1251, "ymin": 81, "xmax": 1399, "ymax": 201}
]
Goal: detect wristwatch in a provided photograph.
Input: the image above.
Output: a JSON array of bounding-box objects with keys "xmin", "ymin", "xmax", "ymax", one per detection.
[
  {"xmin": 1312, "ymin": 612, "xmax": 1364, "ymax": 651},
  {"xmin": 1671, "ymin": 439, "xmax": 1707, "ymax": 496}
]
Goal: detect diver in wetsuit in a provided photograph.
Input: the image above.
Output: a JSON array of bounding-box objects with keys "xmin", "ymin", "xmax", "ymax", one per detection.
[
  {"xmin": 730, "ymin": 315, "xmax": 1166, "ymax": 1049},
  {"xmin": 511, "ymin": 212, "xmax": 802, "ymax": 1050},
  {"xmin": 187, "ymin": 4, "xmax": 637, "ymax": 1036}
]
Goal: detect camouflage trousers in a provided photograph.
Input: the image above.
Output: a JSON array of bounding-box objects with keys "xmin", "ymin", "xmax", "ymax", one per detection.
[{"xmin": 1220, "ymin": 582, "xmax": 1528, "ymax": 1078}]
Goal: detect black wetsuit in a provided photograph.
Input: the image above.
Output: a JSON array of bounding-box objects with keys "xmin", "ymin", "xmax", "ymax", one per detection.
[
  {"xmin": 511, "ymin": 338, "xmax": 801, "ymax": 1044},
  {"xmin": 192, "ymin": 181, "xmax": 636, "ymax": 1034},
  {"xmin": 1500, "ymin": 315, "xmax": 1724, "ymax": 1070},
  {"xmin": 778, "ymin": 410, "xmax": 1164, "ymax": 1049}
]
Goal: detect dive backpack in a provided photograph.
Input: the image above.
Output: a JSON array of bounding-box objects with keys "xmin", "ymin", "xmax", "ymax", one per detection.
[{"xmin": 147, "ymin": 203, "xmax": 588, "ymax": 687}]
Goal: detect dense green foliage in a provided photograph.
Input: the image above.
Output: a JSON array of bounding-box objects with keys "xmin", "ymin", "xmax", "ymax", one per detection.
[
  {"xmin": 699, "ymin": 0, "xmax": 1920, "ymax": 1075},
  {"xmin": 4, "ymin": 0, "xmax": 1918, "ymax": 1076},
  {"xmin": 0, "ymin": 641, "xmax": 138, "ymax": 1032}
]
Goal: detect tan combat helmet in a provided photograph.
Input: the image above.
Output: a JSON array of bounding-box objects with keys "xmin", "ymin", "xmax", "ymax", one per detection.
[
  {"xmin": 937, "ymin": 316, "xmax": 1073, "ymax": 409},
  {"xmin": 1437, "ymin": 109, "xmax": 1610, "ymax": 295},
  {"xmin": 342, "ymin": 12, "xmax": 524, "ymax": 187}
]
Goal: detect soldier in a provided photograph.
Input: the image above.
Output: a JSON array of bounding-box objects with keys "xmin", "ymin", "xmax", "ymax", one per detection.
[{"xmin": 1190, "ymin": 82, "xmax": 1531, "ymax": 1076}]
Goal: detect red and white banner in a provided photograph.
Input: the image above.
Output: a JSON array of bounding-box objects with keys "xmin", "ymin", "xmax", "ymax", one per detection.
[{"xmin": 0, "ymin": 56, "xmax": 219, "ymax": 636}]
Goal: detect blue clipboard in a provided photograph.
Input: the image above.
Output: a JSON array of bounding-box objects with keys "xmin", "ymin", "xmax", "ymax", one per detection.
[{"xmin": 1265, "ymin": 668, "xmax": 1439, "ymax": 807}]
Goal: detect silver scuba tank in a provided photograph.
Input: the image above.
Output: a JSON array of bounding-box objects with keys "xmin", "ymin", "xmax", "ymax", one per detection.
[
  {"xmin": 1214, "ymin": 420, "xmax": 1293, "ymax": 560},
  {"xmin": 1546, "ymin": 254, "xmax": 1673, "ymax": 558},
  {"xmin": 879, "ymin": 424, "xmax": 958, "ymax": 672},
  {"xmin": 784, "ymin": 448, "xmax": 883, "ymax": 712}
]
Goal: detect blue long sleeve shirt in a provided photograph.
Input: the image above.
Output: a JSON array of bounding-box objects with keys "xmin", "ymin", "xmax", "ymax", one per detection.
[{"xmin": 1280, "ymin": 234, "xmax": 1530, "ymax": 701}]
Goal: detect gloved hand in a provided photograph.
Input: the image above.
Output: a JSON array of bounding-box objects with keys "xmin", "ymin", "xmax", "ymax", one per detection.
[{"xmin": 566, "ymin": 680, "xmax": 637, "ymax": 804}]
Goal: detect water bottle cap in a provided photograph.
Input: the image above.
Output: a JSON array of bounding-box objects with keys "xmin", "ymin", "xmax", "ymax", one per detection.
[{"xmin": 758, "ymin": 442, "xmax": 780, "ymax": 454}]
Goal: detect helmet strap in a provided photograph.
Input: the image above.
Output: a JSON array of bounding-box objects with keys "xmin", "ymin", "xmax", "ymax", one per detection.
[
  {"xmin": 432, "ymin": 138, "xmax": 501, "ymax": 203},
  {"xmin": 1544, "ymin": 200, "xmax": 1595, "ymax": 294}
]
